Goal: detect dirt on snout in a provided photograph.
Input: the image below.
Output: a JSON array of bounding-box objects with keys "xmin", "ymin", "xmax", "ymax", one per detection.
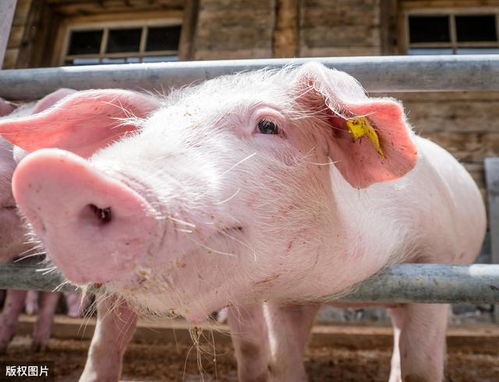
[{"xmin": 1, "ymin": 332, "xmax": 498, "ymax": 382}]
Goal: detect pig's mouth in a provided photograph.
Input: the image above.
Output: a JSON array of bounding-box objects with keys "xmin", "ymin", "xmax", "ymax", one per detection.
[{"xmin": 99, "ymin": 224, "xmax": 249, "ymax": 320}]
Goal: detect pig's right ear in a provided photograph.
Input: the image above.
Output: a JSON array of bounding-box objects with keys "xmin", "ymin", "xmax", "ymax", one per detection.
[
  {"xmin": 292, "ymin": 62, "xmax": 418, "ymax": 189},
  {"xmin": 0, "ymin": 89, "xmax": 160, "ymax": 158}
]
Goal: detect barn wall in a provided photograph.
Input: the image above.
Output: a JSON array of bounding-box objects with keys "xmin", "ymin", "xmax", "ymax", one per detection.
[
  {"xmin": 396, "ymin": 91, "xmax": 499, "ymax": 192},
  {"xmin": 193, "ymin": 0, "xmax": 275, "ymax": 59},
  {"xmin": 300, "ymin": 0, "xmax": 383, "ymax": 57},
  {"xmin": 395, "ymin": 0, "xmax": 499, "ymax": 192}
]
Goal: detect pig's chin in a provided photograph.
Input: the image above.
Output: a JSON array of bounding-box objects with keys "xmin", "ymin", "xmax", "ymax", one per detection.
[
  {"xmin": 103, "ymin": 231, "xmax": 250, "ymax": 322},
  {"xmin": 105, "ymin": 277, "xmax": 231, "ymax": 323}
]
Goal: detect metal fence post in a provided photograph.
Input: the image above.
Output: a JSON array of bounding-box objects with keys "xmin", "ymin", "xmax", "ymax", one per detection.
[
  {"xmin": 484, "ymin": 158, "xmax": 499, "ymax": 321},
  {"xmin": 0, "ymin": 0, "xmax": 17, "ymax": 69}
]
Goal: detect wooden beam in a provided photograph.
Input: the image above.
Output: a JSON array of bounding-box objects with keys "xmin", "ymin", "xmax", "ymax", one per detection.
[
  {"xmin": 272, "ymin": 0, "xmax": 299, "ymax": 58},
  {"xmin": 178, "ymin": 0, "xmax": 199, "ymax": 60},
  {"xmin": 380, "ymin": 0, "xmax": 398, "ymax": 55}
]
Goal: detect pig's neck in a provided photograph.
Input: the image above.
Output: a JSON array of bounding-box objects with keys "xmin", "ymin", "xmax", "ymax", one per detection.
[{"xmin": 285, "ymin": 165, "xmax": 412, "ymax": 300}]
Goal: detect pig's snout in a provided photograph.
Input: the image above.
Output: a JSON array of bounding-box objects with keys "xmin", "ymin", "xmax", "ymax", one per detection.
[{"xmin": 12, "ymin": 149, "xmax": 159, "ymax": 284}]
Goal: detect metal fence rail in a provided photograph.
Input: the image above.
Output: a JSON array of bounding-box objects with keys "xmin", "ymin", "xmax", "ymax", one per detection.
[
  {"xmin": 1, "ymin": 55, "xmax": 499, "ymax": 100},
  {"xmin": 1, "ymin": 262, "xmax": 498, "ymax": 303}
]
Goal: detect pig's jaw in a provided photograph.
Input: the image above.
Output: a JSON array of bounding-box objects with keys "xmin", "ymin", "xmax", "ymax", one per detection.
[
  {"xmin": 100, "ymin": 228, "xmax": 249, "ymax": 321},
  {"xmin": 101, "ymin": 223, "xmax": 328, "ymax": 322}
]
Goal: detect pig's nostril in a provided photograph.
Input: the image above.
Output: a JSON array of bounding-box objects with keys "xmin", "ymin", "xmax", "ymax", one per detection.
[{"xmin": 89, "ymin": 204, "xmax": 112, "ymax": 224}]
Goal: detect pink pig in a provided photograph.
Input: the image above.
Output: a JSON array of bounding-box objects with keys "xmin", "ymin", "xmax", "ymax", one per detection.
[
  {"xmin": 0, "ymin": 89, "xmax": 89, "ymax": 353},
  {"xmin": 0, "ymin": 63, "xmax": 486, "ymax": 381}
]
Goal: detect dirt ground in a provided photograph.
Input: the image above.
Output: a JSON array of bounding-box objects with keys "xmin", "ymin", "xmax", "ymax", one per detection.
[{"xmin": 1, "ymin": 333, "xmax": 498, "ymax": 382}]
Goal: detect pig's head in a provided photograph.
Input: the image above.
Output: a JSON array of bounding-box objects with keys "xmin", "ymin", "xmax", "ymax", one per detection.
[{"xmin": 0, "ymin": 63, "xmax": 417, "ymax": 320}]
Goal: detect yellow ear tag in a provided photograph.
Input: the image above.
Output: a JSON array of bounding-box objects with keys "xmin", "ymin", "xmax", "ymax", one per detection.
[{"xmin": 346, "ymin": 117, "xmax": 384, "ymax": 158}]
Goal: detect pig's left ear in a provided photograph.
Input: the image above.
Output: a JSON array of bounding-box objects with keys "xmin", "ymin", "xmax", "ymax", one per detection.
[
  {"xmin": 0, "ymin": 89, "xmax": 160, "ymax": 158},
  {"xmin": 293, "ymin": 62, "xmax": 418, "ymax": 189}
]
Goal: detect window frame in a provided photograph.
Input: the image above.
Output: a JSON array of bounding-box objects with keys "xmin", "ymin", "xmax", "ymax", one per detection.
[
  {"xmin": 402, "ymin": 8, "xmax": 499, "ymax": 54},
  {"xmin": 54, "ymin": 15, "xmax": 183, "ymax": 66}
]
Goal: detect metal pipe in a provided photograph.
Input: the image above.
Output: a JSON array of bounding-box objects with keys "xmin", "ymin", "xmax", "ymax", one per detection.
[
  {"xmin": 337, "ymin": 264, "xmax": 499, "ymax": 304},
  {"xmin": 0, "ymin": 55, "xmax": 498, "ymax": 100},
  {"xmin": 1, "ymin": 262, "xmax": 498, "ymax": 303},
  {"xmin": 0, "ymin": 259, "xmax": 75, "ymax": 293}
]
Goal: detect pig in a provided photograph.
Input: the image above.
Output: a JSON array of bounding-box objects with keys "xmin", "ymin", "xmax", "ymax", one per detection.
[
  {"xmin": 0, "ymin": 89, "xmax": 89, "ymax": 353},
  {"xmin": 0, "ymin": 62, "xmax": 486, "ymax": 381}
]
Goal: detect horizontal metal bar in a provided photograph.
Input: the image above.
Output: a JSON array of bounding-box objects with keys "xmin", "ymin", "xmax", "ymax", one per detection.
[
  {"xmin": 338, "ymin": 264, "xmax": 499, "ymax": 304},
  {"xmin": 0, "ymin": 260, "xmax": 75, "ymax": 293},
  {"xmin": 1, "ymin": 262, "xmax": 498, "ymax": 303},
  {"xmin": 1, "ymin": 55, "xmax": 499, "ymax": 100}
]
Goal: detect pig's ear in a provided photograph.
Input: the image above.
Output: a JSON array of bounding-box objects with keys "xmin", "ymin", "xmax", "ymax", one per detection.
[
  {"xmin": 0, "ymin": 89, "xmax": 160, "ymax": 158},
  {"xmin": 32, "ymin": 88, "xmax": 77, "ymax": 113},
  {"xmin": 293, "ymin": 62, "xmax": 418, "ymax": 189}
]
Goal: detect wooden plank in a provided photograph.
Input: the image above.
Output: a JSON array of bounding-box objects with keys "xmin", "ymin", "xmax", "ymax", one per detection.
[
  {"xmin": 380, "ymin": 0, "xmax": 398, "ymax": 55},
  {"xmin": 47, "ymin": 0, "xmax": 184, "ymax": 17},
  {"xmin": 14, "ymin": 314, "xmax": 499, "ymax": 354},
  {"xmin": 0, "ymin": 0, "xmax": 17, "ymax": 69},
  {"xmin": 484, "ymin": 157, "xmax": 499, "ymax": 320},
  {"xmin": 178, "ymin": 0, "xmax": 199, "ymax": 60},
  {"xmin": 272, "ymin": 0, "xmax": 299, "ymax": 58},
  {"xmin": 400, "ymin": 0, "xmax": 499, "ymax": 10},
  {"xmin": 15, "ymin": 0, "xmax": 46, "ymax": 68}
]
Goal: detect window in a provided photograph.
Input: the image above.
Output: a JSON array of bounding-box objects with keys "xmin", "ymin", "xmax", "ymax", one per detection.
[
  {"xmin": 61, "ymin": 22, "xmax": 181, "ymax": 65},
  {"xmin": 406, "ymin": 12, "xmax": 499, "ymax": 55}
]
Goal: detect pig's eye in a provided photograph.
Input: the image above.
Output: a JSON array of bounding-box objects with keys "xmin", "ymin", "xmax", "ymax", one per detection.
[{"xmin": 257, "ymin": 119, "xmax": 279, "ymax": 135}]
